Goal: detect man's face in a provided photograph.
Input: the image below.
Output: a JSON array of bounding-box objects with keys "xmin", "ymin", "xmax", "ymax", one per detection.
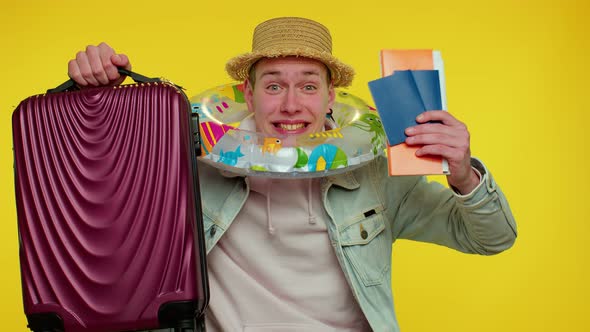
[{"xmin": 244, "ymin": 57, "xmax": 335, "ymax": 138}]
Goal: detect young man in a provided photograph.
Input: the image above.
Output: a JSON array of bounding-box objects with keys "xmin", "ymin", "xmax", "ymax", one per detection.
[{"xmin": 68, "ymin": 17, "xmax": 516, "ymax": 332}]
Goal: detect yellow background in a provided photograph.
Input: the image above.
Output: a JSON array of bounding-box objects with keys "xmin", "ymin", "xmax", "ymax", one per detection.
[{"xmin": 1, "ymin": 0, "xmax": 587, "ymax": 331}]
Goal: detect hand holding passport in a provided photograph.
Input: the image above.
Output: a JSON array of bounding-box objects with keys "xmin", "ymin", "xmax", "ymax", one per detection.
[{"xmin": 368, "ymin": 49, "xmax": 450, "ymax": 176}]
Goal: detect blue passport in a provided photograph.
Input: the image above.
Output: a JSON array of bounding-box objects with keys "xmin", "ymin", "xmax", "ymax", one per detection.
[{"xmin": 368, "ymin": 70, "xmax": 442, "ymax": 146}]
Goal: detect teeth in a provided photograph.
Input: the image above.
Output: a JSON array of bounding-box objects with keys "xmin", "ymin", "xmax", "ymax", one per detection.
[{"xmin": 278, "ymin": 123, "xmax": 305, "ymax": 131}]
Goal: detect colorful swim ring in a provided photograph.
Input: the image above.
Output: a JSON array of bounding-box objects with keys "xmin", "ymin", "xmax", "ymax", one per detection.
[{"xmin": 190, "ymin": 83, "xmax": 386, "ymax": 178}]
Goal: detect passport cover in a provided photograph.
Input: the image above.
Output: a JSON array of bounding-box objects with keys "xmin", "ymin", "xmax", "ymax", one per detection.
[{"xmin": 368, "ymin": 70, "xmax": 442, "ymax": 146}]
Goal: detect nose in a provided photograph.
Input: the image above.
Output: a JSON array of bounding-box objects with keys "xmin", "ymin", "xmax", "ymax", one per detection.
[{"xmin": 281, "ymin": 88, "xmax": 301, "ymax": 114}]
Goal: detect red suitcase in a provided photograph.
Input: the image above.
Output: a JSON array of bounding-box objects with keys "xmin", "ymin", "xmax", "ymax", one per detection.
[{"xmin": 12, "ymin": 70, "xmax": 209, "ymax": 332}]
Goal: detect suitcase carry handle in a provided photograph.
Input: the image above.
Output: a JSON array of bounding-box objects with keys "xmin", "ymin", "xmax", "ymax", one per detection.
[{"xmin": 47, "ymin": 68, "xmax": 162, "ymax": 93}]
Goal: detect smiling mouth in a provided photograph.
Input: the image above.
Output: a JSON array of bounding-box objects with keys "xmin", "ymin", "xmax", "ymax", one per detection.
[{"xmin": 274, "ymin": 123, "xmax": 308, "ymax": 131}]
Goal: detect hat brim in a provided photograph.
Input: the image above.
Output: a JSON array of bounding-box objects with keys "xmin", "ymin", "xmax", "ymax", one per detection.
[{"xmin": 225, "ymin": 47, "xmax": 355, "ymax": 87}]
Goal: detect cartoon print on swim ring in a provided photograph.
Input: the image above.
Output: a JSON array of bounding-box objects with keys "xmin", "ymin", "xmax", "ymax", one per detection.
[{"xmin": 191, "ymin": 83, "xmax": 385, "ymax": 178}]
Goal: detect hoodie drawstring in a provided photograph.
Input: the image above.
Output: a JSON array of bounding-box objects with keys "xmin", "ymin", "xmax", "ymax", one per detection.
[
  {"xmin": 267, "ymin": 178, "xmax": 275, "ymax": 235},
  {"xmin": 263, "ymin": 178, "xmax": 316, "ymax": 235},
  {"xmin": 308, "ymin": 178, "xmax": 317, "ymax": 225}
]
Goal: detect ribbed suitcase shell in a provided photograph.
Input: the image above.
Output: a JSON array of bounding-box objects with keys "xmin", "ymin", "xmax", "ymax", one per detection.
[{"xmin": 12, "ymin": 82, "xmax": 208, "ymax": 332}]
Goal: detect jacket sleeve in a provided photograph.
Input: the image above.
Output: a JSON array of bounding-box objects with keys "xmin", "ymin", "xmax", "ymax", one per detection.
[{"xmin": 382, "ymin": 157, "xmax": 517, "ymax": 255}]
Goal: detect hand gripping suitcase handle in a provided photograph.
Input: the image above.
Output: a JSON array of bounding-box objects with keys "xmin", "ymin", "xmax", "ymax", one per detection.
[{"xmin": 47, "ymin": 68, "xmax": 162, "ymax": 93}]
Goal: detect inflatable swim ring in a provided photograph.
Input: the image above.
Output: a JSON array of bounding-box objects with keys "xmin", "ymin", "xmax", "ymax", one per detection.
[{"xmin": 191, "ymin": 83, "xmax": 386, "ymax": 178}]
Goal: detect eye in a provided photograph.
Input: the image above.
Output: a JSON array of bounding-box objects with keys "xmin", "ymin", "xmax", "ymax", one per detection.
[
  {"xmin": 266, "ymin": 84, "xmax": 281, "ymax": 92},
  {"xmin": 303, "ymin": 84, "xmax": 317, "ymax": 91}
]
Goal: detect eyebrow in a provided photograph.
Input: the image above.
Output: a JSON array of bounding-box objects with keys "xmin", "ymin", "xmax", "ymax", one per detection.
[{"xmin": 259, "ymin": 69, "xmax": 322, "ymax": 80}]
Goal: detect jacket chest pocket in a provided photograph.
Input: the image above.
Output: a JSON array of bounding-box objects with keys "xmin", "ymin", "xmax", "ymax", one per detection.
[{"xmin": 339, "ymin": 212, "xmax": 390, "ymax": 286}]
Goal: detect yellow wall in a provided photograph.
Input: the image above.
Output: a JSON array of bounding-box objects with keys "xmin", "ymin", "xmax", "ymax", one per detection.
[{"xmin": 1, "ymin": 0, "xmax": 587, "ymax": 331}]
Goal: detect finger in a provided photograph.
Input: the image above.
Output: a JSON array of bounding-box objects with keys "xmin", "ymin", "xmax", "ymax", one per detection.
[
  {"xmin": 416, "ymin": 110, "xmax": 462, "ymax": 126},
  {"xmin": 415, "ymin": 144, "xmax": 466, "ymax": 161},
  {"xmin": 97, "ymin": 42, "xmax": 120, "ymax": 82},
  {"xmin": 68, "ymin": 59, "xmax": 88, "ymax": 86},
  {"xmin": 75, "ymin": 51, "xmax": 99, "ymax": 86},
  {"xmin": 405, "ymin": 133, "xmax": 466, "ymax": 149},
  {"xmin": 405, "ymin": 122, "xmax": 459, "ymax": 138},
  {"xmin": 109, "ymin": 54, "xmax": 131, "ymax": 85},
  {"xmin": 111, "ymin": 53, "xmax": 131, "ymax": 70},
  {"xmin": 86, "ymin": 45, "xmax": 110, "ymax": 85}
]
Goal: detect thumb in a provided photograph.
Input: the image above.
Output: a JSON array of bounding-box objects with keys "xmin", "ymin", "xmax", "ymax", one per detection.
[{"xmin": 111, "ymin": 54, "xmax": 132, "ymax": 70}]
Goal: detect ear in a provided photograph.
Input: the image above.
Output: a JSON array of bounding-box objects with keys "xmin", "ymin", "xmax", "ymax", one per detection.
[
  {"xmin": 244, "ymin": 79, "xmax": 255, "ymax": 113},
  {"xmin": 327, "ymin": 83, "xmax": 335, "ymax": 112}
]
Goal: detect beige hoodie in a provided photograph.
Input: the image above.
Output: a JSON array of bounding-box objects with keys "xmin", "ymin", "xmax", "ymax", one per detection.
[{"xmin": 205, "ymin": 174, "xmax": 371, "ymax": 331}]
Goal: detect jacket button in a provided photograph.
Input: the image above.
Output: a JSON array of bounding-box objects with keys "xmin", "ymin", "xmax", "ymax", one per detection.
[
  {"xmin": 210, "ymin": 227, "xmax": 217, "ymax": 237},
  {"xmin": 361, "ymin": 230, "xmax": 368, "ymax": 239}
]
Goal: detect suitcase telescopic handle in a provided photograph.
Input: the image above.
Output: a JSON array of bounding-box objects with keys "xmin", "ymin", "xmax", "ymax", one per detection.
[{"xmin": 47, "ymin": 68, "xmax": 162, "ymax": 93}]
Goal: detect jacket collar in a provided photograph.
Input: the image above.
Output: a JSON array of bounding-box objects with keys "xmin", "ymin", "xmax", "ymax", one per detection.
[{"xmin": 324, "ymin": 171, "xmax": 360, "ymax": 190}]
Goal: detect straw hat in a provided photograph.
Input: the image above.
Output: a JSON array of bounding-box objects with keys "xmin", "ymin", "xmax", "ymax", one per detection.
[{"xmin": 225, "ymin": 17, "xmax": 355, "ymax": 87}]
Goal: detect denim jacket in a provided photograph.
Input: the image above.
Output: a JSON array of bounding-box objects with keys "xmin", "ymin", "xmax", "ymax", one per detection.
[{"xmin": 195, "ymin": 156, "xmax": 517, "ymax": 332}]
